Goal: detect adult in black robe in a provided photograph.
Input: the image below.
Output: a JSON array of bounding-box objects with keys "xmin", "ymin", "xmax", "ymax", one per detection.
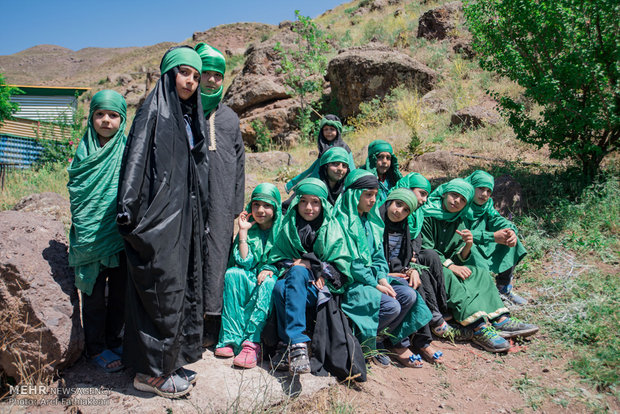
[{"xmin": 116, "ymin": 46, "xmax": 209, "ymax": 379}]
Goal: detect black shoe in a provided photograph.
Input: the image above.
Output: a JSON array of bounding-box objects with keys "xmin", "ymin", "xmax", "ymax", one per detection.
[{"xmin": 270, "ymin": 342, "xmax": 289, "ymax": 371}]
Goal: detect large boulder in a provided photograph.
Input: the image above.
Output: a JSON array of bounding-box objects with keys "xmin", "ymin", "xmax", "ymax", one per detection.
[
  {"xmin": 13, "ymin": 192, "xmax": 70, "ymax": 226},
  {"xmin": 326, "ymin": 45, "xmax": 438, "ymax": 118},
  {"xmin": 450, "ymin": 101, "xmax": 501, "ymax": 131},
  {"xmin": 417, "ymin": 2, "xmax": 463, "ymax": 41},
  {"xmin": 405, "ymin": 150, "xmax": 465, "ymax": 175},
  {"xmin": 0, "ymin": 211, "xmax": 83, "ymax": 383}
]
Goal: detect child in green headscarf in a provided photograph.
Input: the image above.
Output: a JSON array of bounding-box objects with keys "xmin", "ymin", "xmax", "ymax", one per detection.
[
  {"xmin": 360, "ymin": 139, "xmax": 403, "ymax": 204},
  {"xmin": 267, "ymin": 178, "xmax": 353, "ymax": 375},
  {"xmin": 421, "ymin": 179, "xmax": 538, "ymax": 353},
  {"xmin": 68, "ymin": 89, "xmax": 127, "ymax": 374},
  {"xmin": 214, "ymin": 183, "xmax": 281, "ymax": 369},
  {"xmin": 284, "ymin": 115, "xmax": 356, "ymax": 193},
  {"xmin": 334, "ymin": 170, "xmax": 431, "ymax": 368},
  {"xmin": 117, "ymin": 46, "xmax": 208, "ymax": 398},
  {"xmin": 464, "ymin": 170, "xmax": 528, "ymax": 305}
]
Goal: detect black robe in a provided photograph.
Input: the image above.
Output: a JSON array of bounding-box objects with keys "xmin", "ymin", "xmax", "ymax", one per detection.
[
  {"xmin": 203, "ymin": 102, "xmax": 245, "ymax": 315},
  {"xmin": 117, "ymin": 65, "xmax": 209, "ymax": 376}
]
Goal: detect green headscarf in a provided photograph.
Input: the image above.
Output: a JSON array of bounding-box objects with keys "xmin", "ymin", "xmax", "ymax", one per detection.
[
  {"xmin": 319, "ymin": 146, "xmax": 352, "ymax": 168},
  {"xmin": 194, "ymin": 42, "xmax": 226, "ymax": 115},
  {"xmin": 319, "ymin": 117, "xmax": 343, "ymax": 135},
  {"xmin": 67, "ymin": 90, "xmax": 128, "ymax": 295},
  {"xmin": 385, "ymin": 188, "xmax": 418, "ymax": 214},
  {"xmin": 267, "ymin": 178, "xmax": 352, "ymax": 293},
  {"xmin": 334, "ymin": 170, "xmax": 384, "ymax": 267},
  {"xmin": 160, "ymin": 46, "xmax": 202, "ymax": 75},
  {"xmin": 421, "ymin": 178, "xmax": 475, "ymax": 223},
  {"xmin": 231, "ymin": 183, "xmax": 282, "ymax": 268},
  {"xmin": 362, "ymin": 139, "xmax": 403, "ymax": 181},
  {"xmin": 465, "ymin": 170, "xmax": 496, "ymax": 221},
  {"xmin": 393, "ymin": 172, "xmax": 431, "ymax": 239}
]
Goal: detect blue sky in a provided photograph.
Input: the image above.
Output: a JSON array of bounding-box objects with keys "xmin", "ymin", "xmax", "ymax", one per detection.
[{"xmin": 1, "ymin": 0, "xmax": 346, "ymax": 56}]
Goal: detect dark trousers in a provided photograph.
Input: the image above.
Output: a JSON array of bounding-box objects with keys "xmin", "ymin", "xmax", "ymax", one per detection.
[
  {"xmin": 82, "ymin": 252, "xmax": 127, "ymax": 357},
  {"xmin": 378, "ymin": 279, "xmax": 416, "ymax": 349},
  {"xmin": 496, "ymin": 266, "xmax": 515, "ymax": 292}
]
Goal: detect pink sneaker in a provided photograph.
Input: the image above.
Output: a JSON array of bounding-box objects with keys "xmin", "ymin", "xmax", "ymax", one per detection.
[
  {"xmin": 233, "ymin": 341, "xmax": 260, "ymax": 369},
  {"xmin": 214, "ymin": 345, "xmax": 234, "ymax": 358}
]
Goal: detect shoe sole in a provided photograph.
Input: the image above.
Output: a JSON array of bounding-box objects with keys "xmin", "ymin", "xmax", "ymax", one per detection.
[
  {"xmin": 472, "ymin": 339, "xmax": 511, "ymax": 353},
  {"xmin": 133, "ymin": 378, "xmax": 191, "ymax": 398},
  {"xmin": 497, "ymin": 326, "xmax": 539, "ymax": 339}
]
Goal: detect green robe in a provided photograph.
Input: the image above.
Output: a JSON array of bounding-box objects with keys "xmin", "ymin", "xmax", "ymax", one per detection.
[{"xmin": 421, "ymin": 216, "xmax": 509, "ymax": 325}]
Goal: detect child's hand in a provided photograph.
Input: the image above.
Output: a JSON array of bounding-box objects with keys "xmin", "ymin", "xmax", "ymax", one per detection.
[
  {"xmin": 406, "ymin": 268, "xmax": 421, "ymax": 289},
  {"xmin": 388, "ymin": 272, "xmax": 408, "ymax": 279},
  {"xmin": 494, "ymin": 229, "xmax": 517, "ymax": 247},
  {"xmin": 238, "ymin": 211, "xmax": 255, "ymax": 231},
  {"xmin": 257, "ymin": 270, "xmax": 273, "ymax": 285},
  {"xmin": 456, "ymin": 229, "xmax": 473, "ymax": 244},
  {"xmin": 292, "ymin": 258, "xmax": 311, "ymax": 269},
  {"xmin": 312, "ymin": 276, "xmax": 326, "ymax": 290},
  {"xmin": 448, "ymin": 264, "xmax": 472, "ymax": 280},
  {"xmin": 376, "ymin": 278, "xmax": 396, "ymax": 298}
]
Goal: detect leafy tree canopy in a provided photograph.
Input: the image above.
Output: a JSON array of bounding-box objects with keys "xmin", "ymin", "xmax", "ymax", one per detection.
[{"xmin": 0, "ymin": 73, "xmax": 22, "ymax": 125}]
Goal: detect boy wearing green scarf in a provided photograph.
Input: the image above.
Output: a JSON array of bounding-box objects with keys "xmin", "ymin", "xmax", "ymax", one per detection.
[
  {"xmin": 194, "ymin": 43, "xmax": 246, "ymax": 345},
  {"xmin": 421, "ymin": 179, "xmax": 538, "ymax": 353},
  {"xmin": 214, "ymin": 183, "xmax": 281, "ymax": 369},
  {"xmin": 267, "ymin": 178, "xmax": 353, "ymax": 375},
  {"xmin": 464, "ymin": 170, "xmax": 528, "ymax": 305},
  {"xmin": 360, "ymin": 139, "xmax": 403, "ymax": 204},
  {"xmin": 68, "ymin": 89, "xmax": 128, "ymax": 374},
  {"xmin": 334, "ymin": 170, "xmax": 431, "ymax": 368}
]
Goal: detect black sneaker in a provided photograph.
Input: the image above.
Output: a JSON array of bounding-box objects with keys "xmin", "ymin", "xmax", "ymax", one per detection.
[
  {"xmin": 270, "ymin": 342, "xmax": 289, "ymax": 371},
  {"xmin": 133, "ymin": 373, "xmax": 191, "ymax": 398},
  {"xmin": 432, "ymin": 321, "xmax": 473, "ymax": 341},
  {"xmin": 288, "ymin": 343, "xmax": 311, "ymax": 375},
  {"xmin": 471, "ymin": 325, "xmax": 511, "ymax": 353},
  {"xmin": 492, "ymin": 317, "xmax": 539, "ymax": 339}
]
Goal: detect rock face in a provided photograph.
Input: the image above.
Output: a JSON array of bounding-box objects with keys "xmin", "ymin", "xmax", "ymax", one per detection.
[
  {"xmin": 13, "ymin": 192, "xmax": 71, "ymax": 226},
  {"xmin": 405, "ymin": 150, "xmax": 464, "ymax": 175},
  {"xmin": 0, "ymin": 210, "xmax": 83, "ymax": 382},
  {"xmin": 450, "ymin": 101, "xmax": 501, "ymax": 131},
  {"xmin": 192, "ymin": 23, "xmax": 276, "ymax": 57},
  {"xmin": 244, "ymin": 151, "xmax": 297, "ymax": 172},
  {"xmin": 417, "ymin": 2, "xmax": 463, "ymax": 41},
  {"xmin": 326, "ymin": 45, "xmax": 438, "ymax": 118},
  {"xmin": 223, "ymin": 30, "xmax": 303, "ymax": 147},
  {"xmin": 493, "ymin": 174, "xmax": 524, "ymax": 217}
]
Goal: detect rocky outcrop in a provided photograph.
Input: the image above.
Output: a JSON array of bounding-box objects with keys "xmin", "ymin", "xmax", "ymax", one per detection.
[
  {"xmin": 417, "ymin": 2, "xmax": 463, "ymax": 41},
  {"xmin": 405, "ymin": 150, "xmax": 465, "ymax": 175},
  {"xmin": 244, "ymin": 151, "xmax": 297, "ymax": 172},
  {"xmin": 0, "ymin": 211, "xmax": 83, "ymax": 383},
  {"xmin": 13, "ymin": 192, "xmax": 70, "ymax": 226},
  {"xmin": 326, "ymin": 45, "xmax": 438, "ymax": 118},
  {"xmin": 450, "ymin": 101, "xmax": 501, "ymax": 131},
  {"xmin": 192, "ymin": 23, "xmax": 276, "ymax": 56},
  {"xmin": 493, "ymin": 175, "xmax": 524, "ymax": 217}
]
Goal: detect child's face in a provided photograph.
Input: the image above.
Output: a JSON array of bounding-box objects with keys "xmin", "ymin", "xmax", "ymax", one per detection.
[
  {"xmin": 386, "ymin": 199, "xmax": 410, "ymax": 223},
  {"xmin": 251, "ymin": 200, "xmax": 274, "ymax": 228},
  {"xmin": 375, "ymin": 152, "xmax": 392, "ymax": 175},
  {"xmin": 176, "ymin": 65, "xmax": 200, "ymax": 100},
  {"xmin": 411, "ymin": 188, "xmax": 429, "ymax": 206},
  {"xmin": 92, "ymin": 109, "xmax": 121, "ymax": 139},
  {"xmin": 443, "ymin": 191, "xmax": 467, "ymax": 213},
  {"xmin": 298, "ymin": 195, "xmax": 322, "ymax": 221},
  {"xmin": 326, "ymin": 161, "xmax": 348, "ymax": 183},
  {"xmin": 322, "ymin": 125, "xmax": 338, "ymax": 142},
  {"xmin": 357, "ymin": 189, "xmax": 378, "ymax": 215},
  {"xmin": 473, "ymin": 187, "xmax": 492, "ymax": 206},
  {"xmin": 201, "ymin": 70, "xmax": 223, "ymax": 94}
]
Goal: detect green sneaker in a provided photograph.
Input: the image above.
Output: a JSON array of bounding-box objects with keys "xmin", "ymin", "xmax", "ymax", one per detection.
[
  {"xmin": 492, "ymin": 317, "xmax": 539, "ymax": 339},
  {"xmin": 472, "ymin": 325, "xmax": 511, "ymax": 353}
]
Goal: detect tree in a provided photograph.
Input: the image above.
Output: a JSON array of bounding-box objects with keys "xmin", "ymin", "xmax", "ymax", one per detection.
[
  {"xmin": 0, "ymin": 73, "xmax": 22, "ymax": 125},
  {"xmin": 464, "ymin": 0, "xmax": 619, "ymax": 178},
  {"xmin": 274, "ymin": 10, "xmax": 331, "ymax": 140}
]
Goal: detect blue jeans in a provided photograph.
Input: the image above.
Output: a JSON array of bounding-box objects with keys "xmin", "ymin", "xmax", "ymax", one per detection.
[
  {"xmin": 272, "ymin": 266, "xmax": 318, "ymax": 344},
  {"xmin": 377, "ymin": 280, "xmax": 416, "ymax": 348}
]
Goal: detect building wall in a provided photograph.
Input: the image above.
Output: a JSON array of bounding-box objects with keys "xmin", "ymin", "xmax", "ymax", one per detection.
[{"xmin": 10, "ymin": 95, "xmax": 77, "ymax": 124}]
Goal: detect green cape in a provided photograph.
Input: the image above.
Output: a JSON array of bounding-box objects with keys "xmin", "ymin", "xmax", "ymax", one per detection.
[
  {"xmin": 393, "ymin": 172, "xmax": 430, "ymax": 239},
  {"xmin": 267, "ymin": 178, "xmax": 352, "ymax": 294},
  {"xmin": 67, "ymin": 90, "xmax": 128, "ymax": 295},
  {"xmin": 421, "ymin": 178, "xmax": 475, "ymax": 223},
  {"xmin": 195, "ymin": 43, "xmax": 226, "ymax": 115}
]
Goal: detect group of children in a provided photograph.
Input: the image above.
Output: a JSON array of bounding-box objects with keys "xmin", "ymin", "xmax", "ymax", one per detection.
[{"xmin": 68, "ymin": 44, "xmax": 537, "ymax": 400}]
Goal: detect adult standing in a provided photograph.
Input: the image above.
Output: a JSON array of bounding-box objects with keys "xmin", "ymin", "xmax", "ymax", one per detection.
[{"xmin": 194, "ymin": 42, "xmax": 246, "ymax": 345}]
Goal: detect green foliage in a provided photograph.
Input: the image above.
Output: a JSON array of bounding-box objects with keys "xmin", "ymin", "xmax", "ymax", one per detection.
[
  {"xmin": 0, "ymin": 74, "xmax": 23, "ymax": 125},
  {"xmin": 274, "ymin": 10, "xmax": 332, "ymax": 141},
  {"xmin": 250, "ymin": 119, "xmax": 272, "ymax": 152},
  {"xmin": 464, "ymin": 0, "xmax": 620, "ymax": 179},
  {"xmin": 0, "ymin": 162, "xmax": 69, "ymax": 210}
]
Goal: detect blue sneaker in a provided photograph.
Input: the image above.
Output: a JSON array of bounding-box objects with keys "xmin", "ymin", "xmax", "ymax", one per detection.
[
  {"xmin": 492, "ymin": 317, "xmax": 539, "ymax": 339},
  {"xmin": 498, "ymin": 284, "xmax": 528, "ymax": 306},
  {"xmin": 472, "ymin": 325, "xmax": 511, "ymax": 353}
]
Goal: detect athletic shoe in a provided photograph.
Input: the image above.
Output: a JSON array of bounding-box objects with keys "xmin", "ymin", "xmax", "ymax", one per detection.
[
  {"xmin": 233, "ymin": 341, "xmax": 260, "ymax": 369},
  {"xmin": 471, "ymin": 325, "xmax": 511, "ymax": 353},
  {"xmin": 133, "ymin": 373, "xmax": 191, "ymax": 398},
  {"xmin": 492, "ymin": 317, "xmax": 539, "ymax": 339},
  {"xmin": 498, "ymin": 284, "xmax": 528, "ymax": 306},
  {"xmin": 270, "ymin": 342, "xmax": 289, "ymax": 371},
  {"xmin": 432, "ymin": 321, "xmax": 473, "ymax": 341}
]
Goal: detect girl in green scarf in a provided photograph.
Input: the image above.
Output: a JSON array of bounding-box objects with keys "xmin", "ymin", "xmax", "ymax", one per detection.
[
  {"xmin": 267, "ymin": 178, "xmax": 353, "ymax": 375},
  {"xmin": 360, "ymin": 139, "xmax": 403, "ymax": 204},
  {"xmin": 464, "ymin": 170, "xmax": 528, "ymax": 305},
  {"xmin": 214, "ymin": 183, "xmax": 281, "ymax": 369},
  {"xmin": 68, "ymin": 89, "xmax": 127, "ymax": 374},
  {"xmin": 421, "ymin": 179, "xmax": 538, "ymax": 353},
  {"xmin": 334, "ymin": 170, "xmax": 431, "ymax": 368}
]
